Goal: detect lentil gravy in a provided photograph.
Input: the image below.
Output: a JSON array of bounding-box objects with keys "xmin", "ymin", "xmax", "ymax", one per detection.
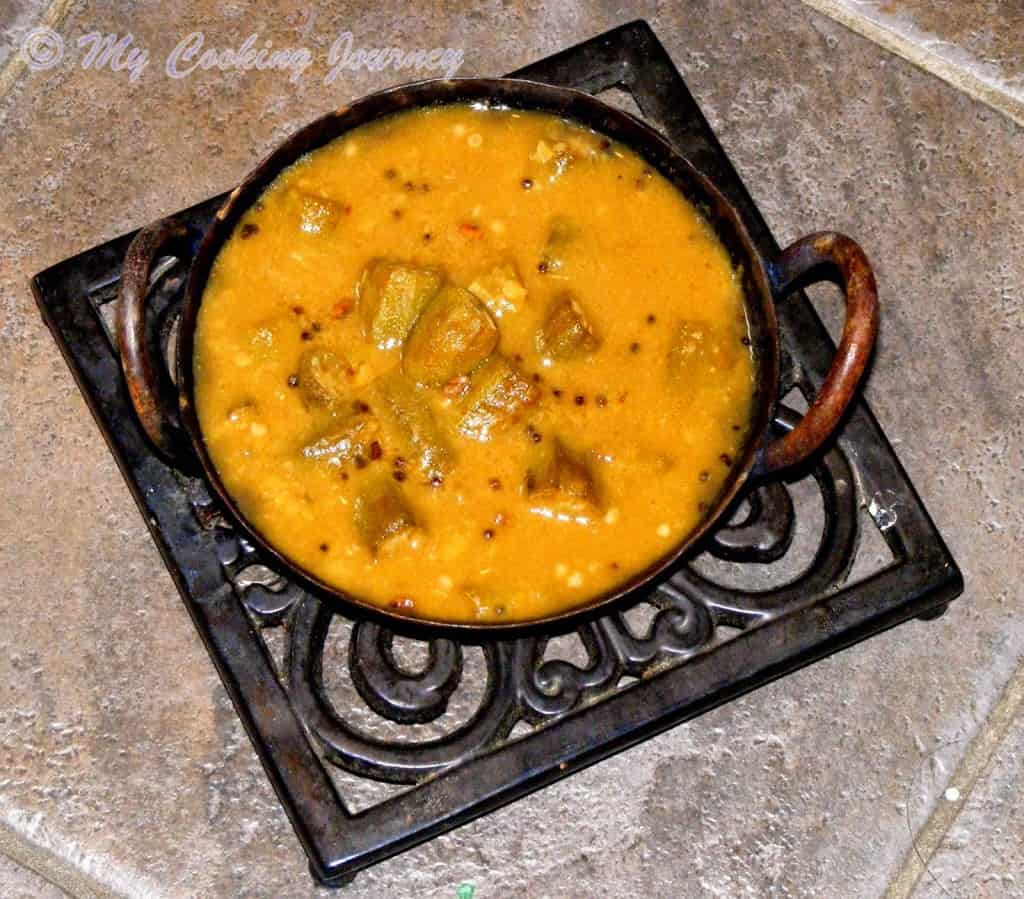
[{"xmin": 194, "ymin": 104, "xmax": 756, "ymax": 623}]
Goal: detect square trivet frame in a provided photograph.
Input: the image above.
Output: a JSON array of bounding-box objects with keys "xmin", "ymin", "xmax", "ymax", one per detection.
[{"xmin": 32, "ymin": 20, "xmax": 963, "ymax": 887}]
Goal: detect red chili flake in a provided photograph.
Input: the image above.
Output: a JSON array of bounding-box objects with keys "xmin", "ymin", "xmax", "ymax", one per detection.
[
  {"xmin": 521, "ymin": 178, "xmax": 533, "ymax": 190},
  {"xmin": 393, "ymin": 456, "xmax": 407, "ymax": 469},
  {"xmin": 341, "ymin": 471, "xmax": 349, "ymax": 481},
  {"xmin": 384, "ymin": 168, "xmax": 397, "ymax": 179},
  {"xmin": 489, "ymin": 478, "xmax": 501, "ymax": 491},
  {"xmin": 537, "ymin": 261, "xmax": 549, "ymax": 273},
  {"xmin": 699, "ymin": 470, "xmax": 709, "ymax": 482},
  {"xmin": 319, "ymin": 543, "xmax": 329, "ymax": 552},
  {"xmin": 423, "ymin": 232, "xmax": 433, "ymax": 242},
  {"xmin": 599, "ymin": 139, "xmax": 611, "ymax": 151},
  {"xmin": 513, "ymin": 353, "xmax": 524, "ymax": 363},
  {"xmin": 369, "ymin": 441, "xmax": 383, "ymax": 461},
  {"xmin": 574, "ymin": 394, "xmax": 585, "ymax": 406},
  {"xmin": 390, "ymin": 597, "xmax": 415, "ymax": 610},
  {"xmin": 301, "ymin": 330, "xmax": 312, "ymax": 341},
  {"xmin": 331, "ymin": 300, "xmax": 353, "ymax": 318},
  {"xmin": 697, "ymin": 502, "xmax": 709, "ymax": 513},
  {"xmin": 720, "ymin": 453, "xmax": 733, "ymax": 467},
  {"xmin": 629, "ymin": 342, "xmax": 641, "ymax": 353},
  {"xmin": 420, "ymin": 183, "xmax": 430, "ymax": 192},
  {"xmin": 354, "ymin": 401, "xmax": 371, "ymax": 414},
  {"xmin": 292, "ymin": 305, "xmax": 304, "ymax": 315},
  {"xmin": 429, "ymin": 475, "xmax": 444, "ymax": 488},
  {"xmin": 646, "ymin": 313, "xmax": 656, "ymax": 324},
  {"xmin": 391, "ymin": 209, "xmax": 403, "ymax": 220},
  {"xmin": 343, "ymin": 203, "xmax": 353, "ymax": 215},
  {"xmin": 393, "ymin": 470, "xmax": 406, "ymax": 482},
  {"xmin": 732, "ymin": 424, "xmax": 741, "ymax": 431},
  {"xmin": 595, "ymin": 394, "xmax": 607, "ymax": 407},
  {"xmin": 610, "ymin": 561, "xmax": 621, "ymax": 570},
  {"xmin": 552, "ymin": 388, "xmax": 563, "ymax": 399},
  {"xmin": 531, "ymin": 372, "xmax": 541, "ymax": 383},
  {"xmin": 287, "ymin": 374, "xmax": 299, "ymax": 388},
  {"xmin": 403, "ymin": 181, "xmax": 415, "ymax": 191},
  {"xmin": 482, "ymin": 529, "xmax": 495, "ymax": 540},
  {"xmin": 254, "ymin": 201, "xmax": 265, "ymax": 212},
  {"xmin": 354, "ymin": 455, "xmax": 367, "ymax": 470},
  {"xmin": 494, "ymin": 512, "xmax": 508, "ymax": 526},
  {"xmin": 530, "ymin": 430, "xmax": 542, "ymax": 443},
  {"xmin": 311, "ymin": 321, "xmax": 322, "ymax": 332},
  {"xmin": 459, "ymin": 222, "xmax": 481, "ymax": 236},
  {"xmin": 240, "ymin": 223, "xmax": 259, "ymax": 239}
]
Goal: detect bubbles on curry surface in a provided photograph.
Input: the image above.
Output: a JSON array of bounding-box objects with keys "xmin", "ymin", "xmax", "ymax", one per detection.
[{"xmin": 193, "ymin": 103, "xmax": 757, "ymax": 623}]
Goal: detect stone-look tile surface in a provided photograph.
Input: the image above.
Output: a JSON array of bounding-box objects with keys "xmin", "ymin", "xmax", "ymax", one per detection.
[
  {"xmin": 0, "ymin": 0, "xmax": 52, "ymax": 71},
  {"xmin": 802, "ymin": 0, "xmax": 1024, "ymax": 124},
  {"xmin": 909, "ymin": 713, "xmax": 1024, "ymax": 899},
  {"xmin": 0, "ymin": 1, "xmax": 1022, "ymax": 898},
  {"xmin": 0, "ymin": 852, "xmax": 71, "ymax": 899}
]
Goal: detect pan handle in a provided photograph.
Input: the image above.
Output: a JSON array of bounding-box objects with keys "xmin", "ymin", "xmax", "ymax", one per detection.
[
  {"xmin": 757, "ymin": 231, "xmax": 879, "ymax": 474},
  {"xmin": 115, "ymin": 217, "xmax": 191, "ymax": 461}
]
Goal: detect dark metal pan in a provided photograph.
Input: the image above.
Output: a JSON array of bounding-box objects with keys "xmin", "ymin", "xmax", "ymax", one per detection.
[{"xmin": 116, "ymin": 77, "xmax": 878, "ymax": 634}]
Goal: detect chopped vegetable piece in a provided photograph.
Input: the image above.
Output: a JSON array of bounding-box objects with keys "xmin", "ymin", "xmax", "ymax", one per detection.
[
  {"xmin": 525, "ymin": 436, "xmax": 601, "ymax": 518},
  {"xmin": 286, "ymin": 188, "xmax": 342, "ymax": 235},
  {"xmin": 467, "ymin": 264, "xmax": 527, "ymax": 319},
  {"xmin": 537, "ymin": 293, "xmax": 600, "ymax": 360},
  {"xmin": 458, "ymin": 356, "xmax": 539, "ymax": 441},
  {"xmin": 667, "ymin": 319, "xmax": 741, "ymax": 385},
  {"xmin": 540, "ymin": 216, "xmax": 579, "ymax": 273},
  {"xmin": 402, "ymin": 286, "xmax": 498, "ymax": 386},
  {"xmin": 297, "ymin": 348, "xmax": 351, "ymax": 409},
  {"xmin": 301, "ymin": 413, "xmax": 379, "ymax": 466},
  {"xmin": 357, "ymin": 260, "xmax": 444, "ymax": 350},
  {"xmin": 353, "ymin": 475, "xmax": 416, "ymax": 554},
  {"xmin": 372, "ymin": 372, "xmax": 453, "ymax": 478}
]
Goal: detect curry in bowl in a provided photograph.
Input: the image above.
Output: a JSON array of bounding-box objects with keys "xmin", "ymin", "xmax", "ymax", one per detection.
[{"xmin": 193, "ymin": 104, "xmax": 756, "ymax": 623}]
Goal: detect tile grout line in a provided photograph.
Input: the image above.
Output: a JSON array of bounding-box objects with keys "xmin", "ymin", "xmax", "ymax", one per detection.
[
  {"xmin": 0, "ymin": 0, "xmax": 77, "ymax": 103},
  {"xmin": 799, "ymin": 0, "xmax": 1024, "ymax": 129},
  {"xmin": 0, "ymin": 819, "xmax": 120, "ymax": 899},
  {"xmin": 883, "ymin": 656, "xmax": 1024, "ymax": 899}
]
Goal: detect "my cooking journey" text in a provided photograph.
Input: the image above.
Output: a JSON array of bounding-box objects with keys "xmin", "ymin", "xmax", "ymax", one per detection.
[{"xmin": 53, "ymin": 31, "xmax": 464, "ymax": 83}]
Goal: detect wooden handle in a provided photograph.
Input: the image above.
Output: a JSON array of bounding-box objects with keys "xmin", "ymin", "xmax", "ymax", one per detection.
[
  {"xmin": 759, "ymin": 231, "xmax": 879, "ymax": 473},
  {"xmin": 115, "ymin": 218, "xmax": 189, "ymax": 460}
]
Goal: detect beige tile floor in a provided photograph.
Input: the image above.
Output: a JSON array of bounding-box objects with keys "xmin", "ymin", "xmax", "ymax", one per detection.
[{"xmin": 0, "ymin": 1, "xmax": 1021, "ymax": 897}]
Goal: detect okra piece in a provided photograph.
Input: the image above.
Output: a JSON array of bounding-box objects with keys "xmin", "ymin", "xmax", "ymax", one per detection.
[
  {"xmin": 372, "ymin": 372, "xmax": 454, "ymax": 478},
  {"xmin": 524, "ymin": 436, "xmax": 601, "ymax": 517},
  {"xmin": 539, "ymin": 216, "xmax": 579, "ymax": 273},
  {"xmin": 353, "ymin": 474, "xmax": 416, "ymax": 554},
  {"xmin": 297, "ymin": 348, "xmax": 352, "ymax": 409},
  {"xmin": 402, "ymin": 286, "xmax": 498, "ymax": 386},
  {"xmin": 357, "ymin": 260, "xmax": 444, "ymax": 350},
  {"xmin": 457, "ymin": 355, "xmax": 539, "ymax": 441},
  {"xmin": 301, "ymin": 413, "xmax": 378, "ymax": 467},
  {"xmin": 536, "ymin": 292, "xmax": 600, "ymax": 360}
]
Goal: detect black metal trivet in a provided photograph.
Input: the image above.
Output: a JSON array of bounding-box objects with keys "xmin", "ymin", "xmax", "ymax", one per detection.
[{"xmin": 32, "ymin": 21, "xmax": 962, "ymax": 886}]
